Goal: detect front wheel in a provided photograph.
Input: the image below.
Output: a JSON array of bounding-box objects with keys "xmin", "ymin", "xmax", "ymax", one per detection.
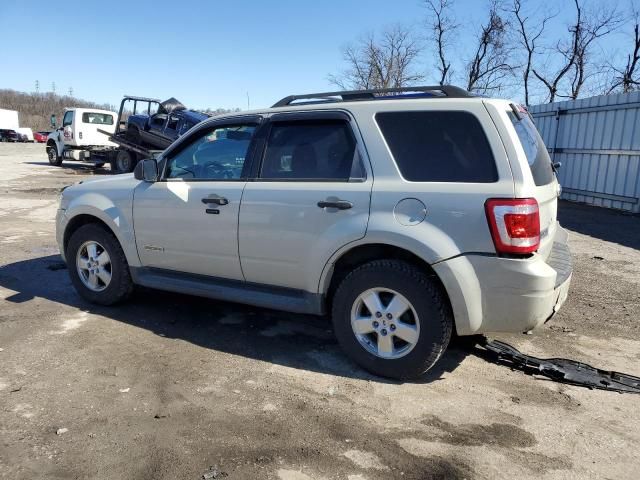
[
  {"xmin": 331, "ymin": 260, "xmax": 453, "ymax": 380},
  {"xmin": 66, "ymin": 223, "xmax": 133, "ymax": 305},
  {"xmin": 46, "ymin": 144, "xmax": 62, "ymax": 166}
]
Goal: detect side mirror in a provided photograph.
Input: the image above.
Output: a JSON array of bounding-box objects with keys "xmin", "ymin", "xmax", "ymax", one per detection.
[{"xmin": 134, "ymin": 158, "xmax": 158, "ymax": 182}]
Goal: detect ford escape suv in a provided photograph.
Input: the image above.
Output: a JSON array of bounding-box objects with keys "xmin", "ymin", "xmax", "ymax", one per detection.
[{"xmin": 56, "ymin": 85, "xmax": 572, "ymax": 379}]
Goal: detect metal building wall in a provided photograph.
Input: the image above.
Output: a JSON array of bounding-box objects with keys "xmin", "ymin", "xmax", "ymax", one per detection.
[{"xmin": 529, "ymin": 92, "xmax": 640, "ymax": 213}]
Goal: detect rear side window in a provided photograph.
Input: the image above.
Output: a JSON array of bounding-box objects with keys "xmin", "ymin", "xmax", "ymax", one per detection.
[
  {"xmin": 260, "ymin": 120, "xmax": 362, "ymax": 181},
  {"xmin": 376, "ymin": 111, "xmax": 498, "ymax": 182},
  {"xmin": 81, "ymin": 112, "xmax": 114, "ymax": 125},
  {"xmin": 507, "ymin": 111, "xmax": 554, "ymax": 186}
]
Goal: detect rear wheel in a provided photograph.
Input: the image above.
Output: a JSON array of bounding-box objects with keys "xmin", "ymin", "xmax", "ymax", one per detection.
[
  {"xmin": 46, "ymin": 143, "xmax": 62, "ymax": 166},
  {"xmin": 66, "ymin": 223, "xmax": 133, "ymax": 305},
  {"xmin": 111, "ymin": 149, "xmax": 136, "ymax": 173},
  {"xmin": 331, "ymin": 260, "xmax": 453, "ymax": 380}
]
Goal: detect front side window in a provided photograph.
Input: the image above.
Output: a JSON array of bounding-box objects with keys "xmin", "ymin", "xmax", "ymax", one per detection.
[
  {"xmin": 376, "ymin": 111, "xmax": 498, "ymax": 183},
  {"xmin": 165, "ymin": 124, "xmax": 256, "ymax": 180},
  {"xmin": 62, "ymin": 111, "xmax": 74, "ymax": 127},
  {"xmin": 260, "ymin": 120, "xmax": 359, "ymax": 181},
  {"xmin": 81, "ymin": 112, "xmax": 114, "ymax": 125}
]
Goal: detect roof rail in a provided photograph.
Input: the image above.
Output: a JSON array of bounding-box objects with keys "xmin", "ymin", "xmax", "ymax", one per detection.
[
  {"xmin": 122, "ymin": 95, "xmax": 161, "ymax": 103},
  {"xmin": 271, "ymin": 85, "xmax": 472, "ymax": 108}
]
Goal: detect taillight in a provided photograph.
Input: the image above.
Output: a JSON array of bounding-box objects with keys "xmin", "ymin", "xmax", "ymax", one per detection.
[{"xmin": 485, "ymin": 198, "xmax": 540, "ymax": 255}]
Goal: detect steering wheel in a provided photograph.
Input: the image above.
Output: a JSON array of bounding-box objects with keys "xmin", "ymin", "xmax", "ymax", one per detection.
[{"xmin": 202, "ymin": 161, "xmax": 232, "ymax": 179}]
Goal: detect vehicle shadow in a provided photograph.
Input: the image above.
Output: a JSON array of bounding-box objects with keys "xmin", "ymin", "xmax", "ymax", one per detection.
[
  {"xmin": 0, "ymin": 255, "xmax": 469, "ymax": 384},
  {"xmin": 558, "ymin": 200, "xmax": 640, "ymax": 250},
  {"xmin": 24, "ymin": 161, "xmax": 113, "ymax": 175}
]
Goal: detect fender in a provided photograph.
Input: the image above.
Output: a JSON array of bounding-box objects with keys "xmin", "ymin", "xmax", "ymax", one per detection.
[
  {"xmin": 47, "ymin": 133, "xmax": 64, "ymax": 156},
  {"xmin": 317, "ymin": 225, "xmax": 482, "ymax": 336},
  {"xmin": 64, "ymin": 192, "xmax": 141, "ymax": 268},
  {"xmin": 318, "ymin": 218, "xmax": 464, "ymax": 295}
]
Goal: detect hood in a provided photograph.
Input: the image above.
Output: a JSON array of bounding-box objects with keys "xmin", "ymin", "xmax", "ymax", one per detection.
[
  {"xmin": 60, "ymin": 173, "xmax": 140, "ymax": 211},
  {"xmin": 76, "ymin": 172, "xmax": 136, "ymax": 186},
  {"xmin": 158, "ymin": 97, "xmax": 186, "ymax": 114}
]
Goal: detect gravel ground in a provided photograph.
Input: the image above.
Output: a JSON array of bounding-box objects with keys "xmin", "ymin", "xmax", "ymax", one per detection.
[{"xmin": 1, "ymin": 143, "xmax": 639, "ymax": 480}]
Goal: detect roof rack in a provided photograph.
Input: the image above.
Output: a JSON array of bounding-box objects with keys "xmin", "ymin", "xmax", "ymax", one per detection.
[{"xmin": 272, "ymin": 85, "xmax": 472, "ymax": 108}]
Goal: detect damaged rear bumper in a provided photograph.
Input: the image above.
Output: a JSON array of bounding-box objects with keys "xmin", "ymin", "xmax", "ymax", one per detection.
[{"xmin": 435, "ymin": 225, "xmax": 573, "ymax": 335}]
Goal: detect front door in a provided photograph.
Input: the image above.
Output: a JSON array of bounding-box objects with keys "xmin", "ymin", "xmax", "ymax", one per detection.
[
  {"xmin": 62, "ymin": 110, "xmax": 74, "ymax": 146},
  {"xmin": 239, "ymin": 112, "xmax": 372, "ymax": 293},
  {"xmin": 133, "ymin": 119, "xmax": 260, "ymax": 280}
]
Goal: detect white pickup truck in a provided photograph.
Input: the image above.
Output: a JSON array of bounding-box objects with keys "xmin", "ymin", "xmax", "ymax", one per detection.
[{"xmin": 46, "ymin": 108, "xmax": 118, "ymax": 168}]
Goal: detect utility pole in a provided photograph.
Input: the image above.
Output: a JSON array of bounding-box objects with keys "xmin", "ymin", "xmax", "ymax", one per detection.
[
  {"xmin": 246, "ymin": 92, "xmax": 250, "ymax": 110},
  {"xmin": 35, "ymin": 80, "xmax": 39, "ymax": 93},
  {"xmin": 51, "ymin": 82, "xmax": 56, "ymax": 94},
  {"xmin": 68, "ymin": 87, "xmax": 73, "ymax": 97}
]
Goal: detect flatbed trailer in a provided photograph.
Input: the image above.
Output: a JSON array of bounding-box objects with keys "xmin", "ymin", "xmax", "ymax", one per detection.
[
  {"xmin": 96, "ymin": 95, "xmax": 165, "ymax": 173},
  {"xmin": 97, "ymin": 127, "xmax": 162, "ymax": 173}
]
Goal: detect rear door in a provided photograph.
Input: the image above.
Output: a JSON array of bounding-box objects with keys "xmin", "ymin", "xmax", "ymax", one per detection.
[
  {"xmin": 144, "ymin": 114, "xmax": 168, "ymax": 147},
  {"xmin": 238, "ymin": 111, "xmax": 372, "ymax": 293}
]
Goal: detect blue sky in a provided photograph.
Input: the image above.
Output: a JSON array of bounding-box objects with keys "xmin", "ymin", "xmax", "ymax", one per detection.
[{"xmin": 1, "ymin": 0, "xmax": 637, "ymax": 109}]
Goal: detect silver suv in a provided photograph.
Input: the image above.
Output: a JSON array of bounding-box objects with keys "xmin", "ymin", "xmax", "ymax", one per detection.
[{"xmin": 56, "ymin": 86, "xmax": 572, "ymax": 379}]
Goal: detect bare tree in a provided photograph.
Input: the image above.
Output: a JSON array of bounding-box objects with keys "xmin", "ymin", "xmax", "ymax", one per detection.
[
  {"xmin": 511, "ymin": 0, "xmax": 554, "ymax": 105},
  {"xmin": 568, "ymin": 1, "xmax": 622, "ymax": 99},
  {"xmin": 533, "ymin": 0, "xmax": 621, "ymax": 102},
  {"xmin": 466, "ymin": 1, "xmax": 514, "ymax": 94},
  {"xmin": 426, "ymin": 0, "xmax": 457, "ymax": 85},
  {"xmin": 329, "ymin": 25, "xmax": 423, "ymax": 90},
  {"xmin": 608, "ymin": 8, "xmax": 640, "ymax": 93}
]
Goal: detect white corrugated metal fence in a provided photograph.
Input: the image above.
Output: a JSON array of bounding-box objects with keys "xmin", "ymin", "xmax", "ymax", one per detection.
[{"xmin": 529, "ymin": 92, "xmax": 640, "ymax": 213}]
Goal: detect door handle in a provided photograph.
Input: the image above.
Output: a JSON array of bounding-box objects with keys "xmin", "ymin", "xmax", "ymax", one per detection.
[
  {"xmin": 317, "ymin": 200, "xmax": 353, "ymax": 210},
  {"xmin": 202, "ymin": 195, "xmax": 229, "ymax": 206}
]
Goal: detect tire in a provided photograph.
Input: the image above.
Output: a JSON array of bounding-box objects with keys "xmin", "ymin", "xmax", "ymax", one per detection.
[
  {"xmin": 46, "ymin": 143, "xmax": 62, "ymax": 166},
  {"xmin": 66, "ymin": 223, "xmax": 133, "ymax": 305},
  {"xmin": 331, "ymin": 259, "xmax": 453, "ymax": 380},
  {"xmin": 111, "ymin": 149, "xmax": 135, "ymax": 173}
]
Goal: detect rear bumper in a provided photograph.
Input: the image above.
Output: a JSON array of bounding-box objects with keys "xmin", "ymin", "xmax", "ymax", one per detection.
[{"xmin": 434, "ymin": 225, "xmax": 573, "ymax": 335}]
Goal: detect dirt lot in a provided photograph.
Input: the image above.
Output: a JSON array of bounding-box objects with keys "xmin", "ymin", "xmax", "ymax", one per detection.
[{"xmin": 1, "ymin": 142, "xmax": 639, "ymax": 480}]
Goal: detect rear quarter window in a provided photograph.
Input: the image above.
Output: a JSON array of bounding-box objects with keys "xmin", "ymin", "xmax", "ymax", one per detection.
[
  {"xmin": 507, "ymin": 110, "xmax": 554, "ymax": 186},
  {"xmin": 375, "ymin": 111, "xmax": 498, "ymax": 183}
]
